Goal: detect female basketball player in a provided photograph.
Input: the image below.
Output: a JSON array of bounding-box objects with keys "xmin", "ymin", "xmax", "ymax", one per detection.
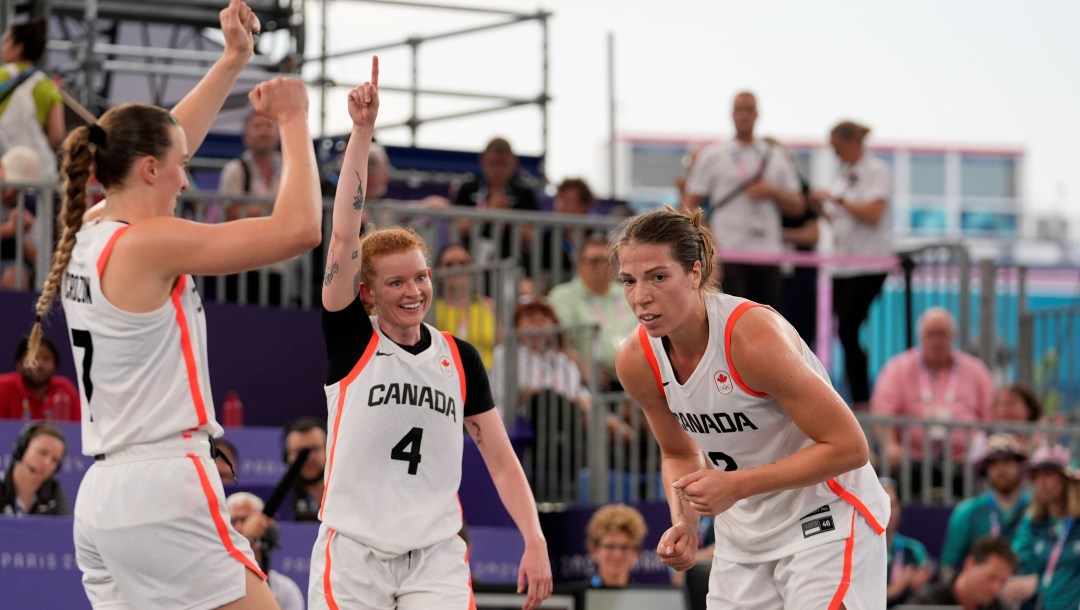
[
  {"xmin": 613, "ymin": 206, "xmax": 890, "ymax": 609},
  {"xmin": 22, "ymin": 2, "xmax": 321, "ymax": 607},
  {"xmin": 309, "ymin": 58, "xmax": 552, "ymax": 610}
]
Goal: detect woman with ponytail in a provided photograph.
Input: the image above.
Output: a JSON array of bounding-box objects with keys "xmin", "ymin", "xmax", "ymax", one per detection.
[
  {"xmin": 612, "ymin": 205, "xmax": 890, "ymax": 608},
  {"xmin": 21, "ymin": 2, "xmax": 321, "ymax": 608}
]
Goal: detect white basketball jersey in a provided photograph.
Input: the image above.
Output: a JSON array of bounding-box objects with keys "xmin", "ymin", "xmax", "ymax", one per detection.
[
  {"xmin": 320, "ymin": 319, "xmax": 466, "ymax": 555},
  {"xmin": 640, "ymin": 293, "xmax": 888, "ymax": 563},
  {"xmin": 61, "ymin": 221, "xmax": 222, "ymax": 456}
]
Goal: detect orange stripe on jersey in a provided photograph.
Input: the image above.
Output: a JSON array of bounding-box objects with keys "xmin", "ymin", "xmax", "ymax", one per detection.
[
  {"xmin": 187, "ymin": 453, "xmax": 267, "ymax": 580},
  {"xmin": 827, "ymin": 478, "xmax": 885, "ymax": 535},
  {"xmin": 723, "ymin": 301, "xmax": 769, "ymax": 398},
  {"xmin": 637, "ymin": 325, "xmax": 666, "ymax": 397},
  {"xmin": 171, "ymin": 275, "xmax": 209, "ymax": 427},
  {"xmin": 323, "ymin": 528, "xmax": 340, "ymax": 610},
  {"xmin": 442, "ymin": 332, "xmax": 467, "ymax": 404},
  {"xmin": 319, "ymin": 332, "xmax": 380, "ymax": 520},
  {"xmin": 95, "ymin": 224, "xmax": 130, "ymax": 277},
  {"xmin": 827, "ymin": 511, "xmax": 857, "ymax": 610}
]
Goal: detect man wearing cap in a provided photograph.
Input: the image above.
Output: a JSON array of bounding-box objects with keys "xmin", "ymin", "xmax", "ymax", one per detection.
[
  {"xmin": 939, "ymin": 434, "xmax": 1030, "ymax": 582},
  {"xmin": 1003, "ymin": 445, "xmax": 1080, "ymax": 610}
]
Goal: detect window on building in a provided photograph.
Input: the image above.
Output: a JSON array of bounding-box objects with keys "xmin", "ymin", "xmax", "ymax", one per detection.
[
  {"xmin": 911, "ymin": 154, "xmax": 946, "ymax": 196},
  {"xmin": 910, "ymin": 206, "xmax": 948, "ymax": 236},
  {"xmin": 960, "ymin": 156, "xmax": 1016, "ymax": 198}
]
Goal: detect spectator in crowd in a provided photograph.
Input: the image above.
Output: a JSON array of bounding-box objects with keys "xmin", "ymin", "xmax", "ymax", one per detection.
[
  {"xmin": 872, "ymin": 307, "xmax": 995, "ymax": 497},
  {"xmin": 1003, "ymin": 445, "xmax": 1080, "ymax": 610},
  {"xmin": 0, "ymin": 145, "xmax": 39, "ymax": 289},
  {"xmin": 995, "ymin": 383, "xmax": 1045, "ymax": 449},
  {"xmin": 881, "ymin": 477, "xmax": 934, "ymax": 607},
  {"xmin": 0, "ymin": 335, "xmax": 80, "ymax": 421},
  {"xmin": 490, "ymin": 299, "xmax": 590, "ymax": 420},
  {"xmin": 215, "ymin": 437, "xmax": 240, "ymax": 485},
  {"xmin": 769, "ymin": 137, "xmax": 821, "ymax": 347},
  {"xmin": 433, "ymin": 243, "xmax": 496, "ymax": 367},
  {"xmin": 939, "ymin": 434, "xmax": 1030, "ymax": 583},
  {"xmin": 531, "ymin": 177, "xmax": 599, "ymax": 287},
  {"xmin": 220, "ymin": 110, "xmax": 280, "ymax": 221},
  {"xmin": 908, "ymin": 536, "xmax": 1017, "ymax": 609},
  {"xmin": 226, "ymin": 491, "xmax": 305, "ymax": 610},
  {"xmin": 0, "ymin": 17, "xmax": 64, "ymax": 183},
  {"xmin": 586, "ymin": 503, "xmax": 648, "ymax": 588},
  {"xmin": 453, "ymin": 137, "xmax": 539, "ymax": 264},
  {"xmin": 281, "ymin": 416, "xmax": 327, "ymax": 522},
  {"xmin": 680, "ymin": 91, "xmax": 805, "ymax": 309},
  {"xmin": 491, "ymin": 299, "xmax": 591, "ymax": 491},
  {"xmin": 548, "ymin": 233, "xmax": 637, "ymax": 392},
  {"xmin": 219, "ymin": 110, "xmax": 296, "ymax": 306},
  {"xmin": 0, "ymin": 421, "xmax": 68, "ymax": 515},
  {"xmin": 809, "ymin": 119, "xmax": 893, "ymax": 410}
]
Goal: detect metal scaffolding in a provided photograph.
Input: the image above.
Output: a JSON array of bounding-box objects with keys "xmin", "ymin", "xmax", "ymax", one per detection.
[{"xmin": 12, "ymin": 0, "xmax": 550, "ymax": 157}]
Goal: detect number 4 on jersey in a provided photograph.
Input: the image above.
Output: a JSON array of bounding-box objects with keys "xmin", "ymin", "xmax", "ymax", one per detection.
[{"xmin": 391, "ymin": 427, "xmax": 423, "ymax": 474}]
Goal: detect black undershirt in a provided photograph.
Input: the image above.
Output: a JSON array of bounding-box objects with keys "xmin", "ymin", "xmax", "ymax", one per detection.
[{"xmin": 322, "ymin": 297, "xmax": 495, "ymax": 417}]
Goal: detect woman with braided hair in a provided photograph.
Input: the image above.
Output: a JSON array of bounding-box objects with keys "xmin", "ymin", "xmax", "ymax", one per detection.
[{"xmin": 19, "ymin": 2, "xmax": 322, "ymax": 608}]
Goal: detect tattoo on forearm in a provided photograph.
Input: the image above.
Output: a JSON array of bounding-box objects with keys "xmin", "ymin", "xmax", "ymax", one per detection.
[
  {"xmin": 324, "ymin": 250, "xmax": 339, "ymax": 286},
  {"xmin": 468, "ymin": 421, "xmax": 482, "ymax": 445},
  {"xmin": 673, "ymin": 479, "xmax": 686, "ymax": 518},
  {"xmin": 352, "ymin": 270, "xmax": 361, "ymax": 297},
  {"xmin": 353, "ymin": 171, "xmax": 365, "ymax": 211}
]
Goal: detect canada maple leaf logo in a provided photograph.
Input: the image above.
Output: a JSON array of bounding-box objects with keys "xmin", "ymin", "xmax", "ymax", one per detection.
[
  {"xmin": 714, "ymin": 370, "xmax": 733, "ymax": 395},
  {"xmin": 441, "ymin": 358, "xmax": 450, "ymax": 367}
]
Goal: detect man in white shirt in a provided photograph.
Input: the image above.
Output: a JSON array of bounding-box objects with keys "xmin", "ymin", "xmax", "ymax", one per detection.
[{"xmin": 681, "ymin": 91, "xmax": 805, "ymax": 309}]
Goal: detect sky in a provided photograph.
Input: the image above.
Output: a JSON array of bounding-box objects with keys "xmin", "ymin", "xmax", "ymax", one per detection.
[{"xmin": 282, "ymin": 0, "xmax": 1080, "ymax": 228}]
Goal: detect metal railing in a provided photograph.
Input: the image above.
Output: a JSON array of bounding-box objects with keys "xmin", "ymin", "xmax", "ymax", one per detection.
[{"xmin": 1018, "ymin": 305, "xmax": 1080, "ymax": 420}]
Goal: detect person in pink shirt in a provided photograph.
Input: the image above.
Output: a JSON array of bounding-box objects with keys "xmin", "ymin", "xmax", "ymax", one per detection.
[
  {"xmin": 0, "ymin": 335, "xmax": 80, "ymax": 421},
  {"xmin": 872, "ymin": 307, "xmax": 994, "ymax": 498}
]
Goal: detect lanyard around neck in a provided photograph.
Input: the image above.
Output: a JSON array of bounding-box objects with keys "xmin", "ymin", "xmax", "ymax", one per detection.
[{"xmin": 918, "ymin": 359, "xmax": 958, "ymax": 405}]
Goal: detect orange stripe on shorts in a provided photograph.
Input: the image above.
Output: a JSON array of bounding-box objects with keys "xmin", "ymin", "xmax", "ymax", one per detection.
[
  {"xmin": 827, "ymin": 511, "xmax": 857, "ymax": 610},
  {"xmin": 187, "ymin": 453, "xmax": 266, "ymax": 579},
  {"xmin": 323, "ymin": 528, "xmax": 340, "ymax": 610}
]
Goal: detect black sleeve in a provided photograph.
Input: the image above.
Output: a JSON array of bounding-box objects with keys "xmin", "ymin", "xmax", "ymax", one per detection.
[
  {"xmin": 322, "ymin": 297, "xmax": 375, "ymax": 385},
  {"xmin": 454, "ymin": 180, "xmax": 479, "ymax": 207},
  {"xmin": 511, "ymin": 181, "xmax": 540, "ymax": 211},
  {"xmin": 454, "ymin": 337, "xmax": 496, "ymax": 417}
]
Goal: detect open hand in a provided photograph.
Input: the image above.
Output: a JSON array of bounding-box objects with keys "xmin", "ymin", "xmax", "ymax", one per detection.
[{"xmin": 517, "ymin": 542, "xmax": 552, "ymax": 610}]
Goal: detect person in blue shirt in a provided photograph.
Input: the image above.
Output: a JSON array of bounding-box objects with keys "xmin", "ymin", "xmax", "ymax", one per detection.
[
  {"xmin": 1004, "ymin": 445, "xmax": 1080, "ymax": 610},
  {"xmin": 940, "ymin": 434, "xmax": 1030, "ymax": 582},
  {"xmin": 881, "ymin": 477, "xmax": 933, "ymax": 607}
]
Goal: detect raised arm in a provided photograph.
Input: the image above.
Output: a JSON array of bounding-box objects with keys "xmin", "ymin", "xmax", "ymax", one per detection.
[
  {"xmin": 615, "ymin": 334, "xmax": 705, "ymax": 571},
  {"xmin": 113, "ymin": 78, "xmax": 321, "ymax": 284},
  {"xmin": 466, "ymin": 409, "xmax": 552, "ymax": 610},
  {"xmin": 322, "ymin": 57, "xmax": 380, "ymax": 312},
  {"xmin": 171, "ymin": 0, "xmax": 257, "ymax": 152}
]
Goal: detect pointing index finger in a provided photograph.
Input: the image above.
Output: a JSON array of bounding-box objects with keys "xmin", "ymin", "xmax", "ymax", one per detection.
[{"xmin": 371, "ymin": 55, "xmax": 379, "ymax": 88}]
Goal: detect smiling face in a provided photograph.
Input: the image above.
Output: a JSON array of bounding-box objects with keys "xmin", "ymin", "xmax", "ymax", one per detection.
[
  {"xmin": 617, "ymin": 242, "xmax": 702, "ymax": 338},
  {"xmin": 589, "ymin": 530, "xmax": 641, "ymax": 587},
  {"xmin": 19, "ymin": 433, "xmax": 65, "ymax": 483},
  {"xmin": 362, "ymin": 248, "xmax": 432, "ymax": 341}
]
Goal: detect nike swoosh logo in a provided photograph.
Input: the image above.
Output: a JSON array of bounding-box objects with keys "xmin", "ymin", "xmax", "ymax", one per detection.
[
  {"xmin": 662, "ymin": 381, "xmax": 670, "ymax": 387},
  {"xmin": 375, "ymin": 351, "xmax": 394, "ymax": 356}
]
